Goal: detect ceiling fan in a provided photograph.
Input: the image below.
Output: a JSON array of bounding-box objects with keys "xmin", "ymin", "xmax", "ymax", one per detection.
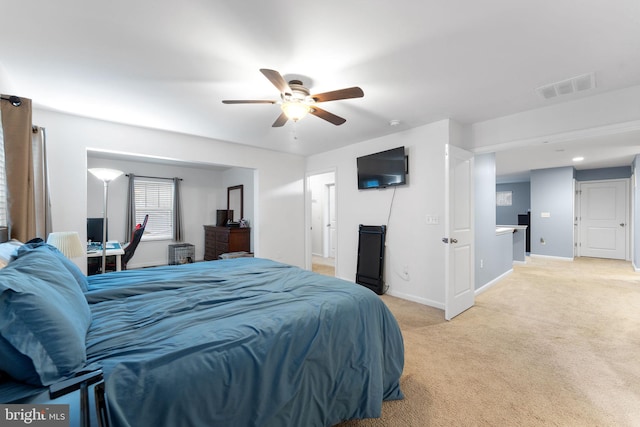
[{"xmin": 222, "ymin": 69, "xmax": 364, "ymax": 127}]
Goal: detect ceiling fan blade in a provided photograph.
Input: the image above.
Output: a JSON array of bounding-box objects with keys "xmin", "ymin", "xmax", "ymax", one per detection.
[
  {"xmin": 272, "ymin": 112, "xmax": 288, "ymax": 127},
  {"xmin": 310, "ymin": 107, "xmax": 347, "ymax": 126},
  {"xmin": 260, "ymin": 69, "xmax": 291, "ymax": 94},
  {"xmin": 312, "ymin": 87, "xmax": 364, "ymax": 103},
  {"xmin": 222, "ymin": 100, "xmax": 276, "ymax": 104}
]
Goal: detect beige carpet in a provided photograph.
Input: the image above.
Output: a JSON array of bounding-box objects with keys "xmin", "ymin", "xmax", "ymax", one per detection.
[
  {"xmin": 313, "ymin": 255, "xmax": 335, "ymax": 277},
  {"xmin": 337, "ymin": 256, "xmax": 640, "ymax": 427}
]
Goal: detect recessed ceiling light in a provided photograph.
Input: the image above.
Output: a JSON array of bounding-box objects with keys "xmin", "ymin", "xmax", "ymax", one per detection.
[
  {"xmin": 389, "ymin": 120, "xmax": 401, "ymax": 127},
  {"xmin": 573, "ymin": 156, "xmax": 584, "ymax": 162}
]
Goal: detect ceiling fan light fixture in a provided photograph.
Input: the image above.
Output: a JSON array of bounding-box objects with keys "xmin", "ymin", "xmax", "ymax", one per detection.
[{"xmin": 281, "ymin": 101, "xmax": 312, "ymax": 122}]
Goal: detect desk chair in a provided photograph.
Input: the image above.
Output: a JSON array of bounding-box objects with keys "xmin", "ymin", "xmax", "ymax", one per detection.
[{"xmin": 122, "ymin": 214, "xmax": 148, "ymax": 270}]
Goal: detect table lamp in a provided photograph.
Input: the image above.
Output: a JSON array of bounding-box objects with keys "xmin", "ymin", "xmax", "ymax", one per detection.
[{"xmin": 47, "ymin": 231, "xmax": 84, "ymax": 258}]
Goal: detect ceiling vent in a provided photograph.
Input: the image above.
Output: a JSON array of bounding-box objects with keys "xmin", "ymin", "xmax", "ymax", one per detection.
[{"xmin": 536, "ymin": 72, "xmax": 596, "ymax": 100}]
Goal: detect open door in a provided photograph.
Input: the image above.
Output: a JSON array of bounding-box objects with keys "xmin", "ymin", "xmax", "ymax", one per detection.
[
  {"xmin": 327, "ymin": 183, "xmax": 336, "ymax": 258},
  {"xmin": 306, "ymin": 170, "xmax": 337, "ymax": 276},
  {"xmin": 444, "ymin": 144, "xmax": 474, "ymax": 320}
]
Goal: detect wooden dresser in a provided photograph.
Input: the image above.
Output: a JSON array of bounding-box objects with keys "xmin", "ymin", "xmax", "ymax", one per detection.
[{"xmin": 203, "ymin": 225, "xmax": 251, "ymax": 261}]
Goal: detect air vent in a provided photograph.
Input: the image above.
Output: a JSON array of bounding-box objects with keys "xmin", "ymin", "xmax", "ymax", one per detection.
[{"xmin": 536, "ymin": 72, "xmax": 596, "ymax": 100}]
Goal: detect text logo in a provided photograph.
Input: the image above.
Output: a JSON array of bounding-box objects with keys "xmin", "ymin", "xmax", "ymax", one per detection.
[{"xmin": 1, "ymin": 405, "xmax": 69, "ymax": 426}]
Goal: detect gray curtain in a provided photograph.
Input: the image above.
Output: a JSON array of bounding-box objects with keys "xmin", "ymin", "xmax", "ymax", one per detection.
[
  {"xmin": 173, "ymin": 177, "xmax": 183, "ymax": 241},
  {"xmin": 0, "ymin": 95, "xmax": 51, "ymax": 242},
  {"xmin": 31, "ymin": 126, "xmax": 52, "ymax": 238},
  {"xmin": 125, "ymin": 173, "xmax": 136, "ymax": 242}
]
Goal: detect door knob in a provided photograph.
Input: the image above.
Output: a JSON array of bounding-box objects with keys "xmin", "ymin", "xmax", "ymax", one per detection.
[
  {"xmin": 451, "ymin": 238, "xmax": 458, "ymax": 243},
  {"xmin": 620, "ymin": 223, "xmax": 625, "ymax": 227}
]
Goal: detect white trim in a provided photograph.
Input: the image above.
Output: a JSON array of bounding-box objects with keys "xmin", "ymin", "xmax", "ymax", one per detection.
[
  {"xmin": 529, "ymin": 254, "xmax": 574, "ymax": 261},
  {"xmin": 384, "ymin": 288, "xmax": 445, "ymax": 310},
  {"xmin": 475, "ymin": 269, "xmax": 513, "ymax": 296},
  {"xmin": 472, "ymin": 119, "xmax": 640, "ymax": 155}
]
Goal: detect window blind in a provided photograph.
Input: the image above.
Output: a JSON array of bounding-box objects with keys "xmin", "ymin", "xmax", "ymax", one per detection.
[{"xmin": 134, "ymin": 177, "xmax": 174, "ymax": 240}]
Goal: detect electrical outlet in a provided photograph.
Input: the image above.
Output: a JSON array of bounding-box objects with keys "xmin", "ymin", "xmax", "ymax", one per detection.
[
  {"xmin": 425, "ymin": 215, "xmax": 439, "ymax": 225},
  {"xmin": 401, "ymin": 265, "xmax": 410, "ymax": 280},
  {"xmin": 480, "ymin": 259, "xmax": 484, "ymax": 268}
]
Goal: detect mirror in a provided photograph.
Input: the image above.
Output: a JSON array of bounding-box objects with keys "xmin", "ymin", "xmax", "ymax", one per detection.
[{"xmin": 227, "ymin": 185, "xmax": 244, "ymax": 222}]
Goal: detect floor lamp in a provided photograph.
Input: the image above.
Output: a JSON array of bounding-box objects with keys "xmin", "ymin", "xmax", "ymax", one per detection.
[{"xmin": 88, "ymin": 168, "xmax": 123, "ymax": 274}]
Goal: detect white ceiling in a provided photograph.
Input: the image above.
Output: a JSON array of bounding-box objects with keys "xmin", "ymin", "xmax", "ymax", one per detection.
[{"xmin": 2, "ymin": 1, "xmax": 640, "ymax": 179}]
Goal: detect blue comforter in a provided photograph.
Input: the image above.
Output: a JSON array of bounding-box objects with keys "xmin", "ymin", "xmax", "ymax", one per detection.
[{"xmin": 85, "ymin": 258, "xmax": 404, "ymax": 427}]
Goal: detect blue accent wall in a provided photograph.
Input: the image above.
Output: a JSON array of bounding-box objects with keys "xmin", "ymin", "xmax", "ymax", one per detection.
[
  {"xmin": 530, "ymin": 167, "xmax": 575, "ymax": 258},
  {"xmin": 575, "ymin": 166, "xmax": 631, "ymax": 181},
  {"xmin": 475, "ymin": 153, "xmax": 513, "ymax": 289},
  {"xmin": 496, "ymin": 182, "xmax": 530, "ymax": 225},
  {"xmin": 634, "ymin": 157, "xmax": 640, "ymax": 270}
]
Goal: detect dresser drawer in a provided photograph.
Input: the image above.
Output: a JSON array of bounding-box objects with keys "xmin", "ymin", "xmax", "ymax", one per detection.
[{"xmin": 204, "ymin": 225, "xmax": 250, "ymax": 260}]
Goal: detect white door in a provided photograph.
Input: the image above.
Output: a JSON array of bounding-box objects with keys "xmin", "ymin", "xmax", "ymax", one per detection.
[
  {"xmin": 578, "ymin": 179, "xmax": 628, "ymax": 260},
  {"xmin": 327, "ymin": 184, "xmax": 337, "ymax": 258},
  {"xmin": 444, "ymin": 144, "xmax": 475, "ymax": 321}
]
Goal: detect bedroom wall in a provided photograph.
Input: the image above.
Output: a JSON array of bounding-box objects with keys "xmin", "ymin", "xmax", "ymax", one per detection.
[
  {"xmin": 34, "ymin": 108, "xmax": 306, "ymax": 273},
  {"xmin": 86, "ymin": 155, "xmax": 242, "ymax": 268},
  {"xmin": 306, "ymin": 120, "xmax": 450, "ymax": 307}
]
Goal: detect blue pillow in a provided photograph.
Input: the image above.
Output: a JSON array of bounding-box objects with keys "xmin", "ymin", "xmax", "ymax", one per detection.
[
  {"xmin": 17, "ymin": 241, "xmax": 88, "ymax": 292},
  {"xmin": 0, "ymin": 246, "xmax": 92, "ymax": 385}
]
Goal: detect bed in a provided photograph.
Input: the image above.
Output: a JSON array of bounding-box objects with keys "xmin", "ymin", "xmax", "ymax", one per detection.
[{"xmin": 0, "ymin": 241, "xmax": 404, "ymax": 427}]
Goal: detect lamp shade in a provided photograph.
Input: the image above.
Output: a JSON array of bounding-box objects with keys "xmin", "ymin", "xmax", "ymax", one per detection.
[
  {"xmin": 88, "ymin": 168, "xmax": 124, "ymax": 183},
  {"xmin": 47, "ymin": 232, "xmax": 84, "ymax": 258}
]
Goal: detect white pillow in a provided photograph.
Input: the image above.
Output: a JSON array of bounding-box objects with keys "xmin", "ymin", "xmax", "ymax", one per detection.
[{"xmin": 0, "ymin": 239, "xmax": 23, "ymax": 269}]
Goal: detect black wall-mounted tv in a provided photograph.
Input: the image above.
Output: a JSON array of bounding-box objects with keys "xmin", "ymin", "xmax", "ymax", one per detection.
[{"xmin": 357, "ymin": 146, "xmax": 407, "ymax": 190}]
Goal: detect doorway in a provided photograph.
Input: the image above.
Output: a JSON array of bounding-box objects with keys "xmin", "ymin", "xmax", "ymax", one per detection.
[
  {"xmin": 576, "ymin": 179, "xmax": 629, "ymax": 260},
  {"xmin": 307, "ymin": 171, "xmax": 336, "ymax": 277}
]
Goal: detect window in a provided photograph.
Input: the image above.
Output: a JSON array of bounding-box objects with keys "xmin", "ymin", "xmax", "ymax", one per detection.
[
  {"xmin": 496, "ymin": 191, "xmax": 512, "ymax": 207},
  {"xmin": 134, "ymin": 177, "xmax": 174, "ymax": 240}
]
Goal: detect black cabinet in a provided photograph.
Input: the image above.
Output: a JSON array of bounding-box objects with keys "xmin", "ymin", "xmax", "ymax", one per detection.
[
  {"xmin": 518, "ymin": 213, "xmax": 531, "ymax": 253},
  {"xmin": 356, "ymin": 225, "xmax": 387, "ymax": 295}
]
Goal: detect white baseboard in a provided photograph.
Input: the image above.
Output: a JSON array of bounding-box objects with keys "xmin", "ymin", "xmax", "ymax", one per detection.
[
  {"xmin": 476, "ymin": 268, "xmax": 513, "ymax": 296},
  {"xmin": 384, "ymin": 288, "xmax": 445, "ymax": 310},
  {"xmin": 529, "ymin": 254, "xmax": 574, "ymax": 261}
]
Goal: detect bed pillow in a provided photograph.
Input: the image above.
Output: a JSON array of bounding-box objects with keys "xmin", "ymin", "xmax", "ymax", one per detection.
[
  {"xmin": 16, "ymin": 241, "xmax": 88, "ymax": 292},
  {"xmin": 0, "ymin": 246, "xmax": 92, "ymax": 386},
  {"xmin": 0, "ymin": 239, "xmax": 22, "ymax": 269}
]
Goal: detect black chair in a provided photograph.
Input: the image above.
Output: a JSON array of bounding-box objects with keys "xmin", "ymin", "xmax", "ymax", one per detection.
[{"xmin": 122, "ymin": 214, "xmax": 148, "ymax": 270}]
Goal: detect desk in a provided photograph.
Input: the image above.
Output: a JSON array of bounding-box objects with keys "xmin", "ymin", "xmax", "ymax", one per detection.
[{"xmin": 87, "ymin": 241, "xmax": 125, "ymax": 272}]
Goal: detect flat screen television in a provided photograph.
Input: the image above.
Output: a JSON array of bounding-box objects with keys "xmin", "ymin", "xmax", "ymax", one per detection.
[
  {"xmin": 357, "ymin": 146, "xmax": 407, "ymax": 190},
  {"xmin": 87, "ymin": 218, "xmax": 107, "ymax": 243}
]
